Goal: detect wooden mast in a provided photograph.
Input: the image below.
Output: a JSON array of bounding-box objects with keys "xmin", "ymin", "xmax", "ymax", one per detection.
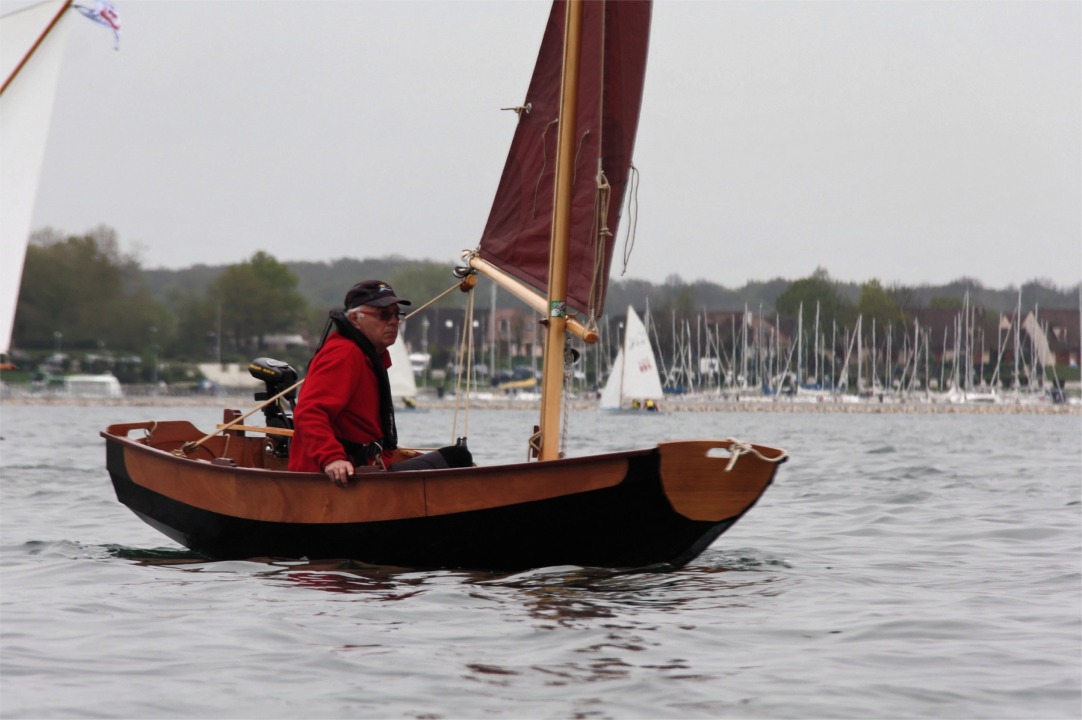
[{"xmin": 537, "ymin": 0, "xmax": 584, "ymax": 461}]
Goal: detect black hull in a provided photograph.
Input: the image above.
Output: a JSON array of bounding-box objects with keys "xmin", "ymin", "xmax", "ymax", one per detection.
[{"xmin": 108, "ymin": 442, "xmax": 740, "ymax": 571}]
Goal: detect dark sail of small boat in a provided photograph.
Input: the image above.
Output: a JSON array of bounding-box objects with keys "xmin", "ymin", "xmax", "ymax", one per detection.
[{"xmin": 478, "ymin": 0, "xmax": 650, "ymax": 319}]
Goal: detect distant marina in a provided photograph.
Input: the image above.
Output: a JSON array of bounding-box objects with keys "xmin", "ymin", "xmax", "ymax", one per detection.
[{"xmin": 3, "ymin": 386, "xmax": 1077, "ymax": 416}]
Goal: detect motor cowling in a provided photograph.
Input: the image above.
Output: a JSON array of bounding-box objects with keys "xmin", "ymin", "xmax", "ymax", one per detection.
[{"xmin": 249, "ymin": 357, "xmax": 298, "ymax": 457}]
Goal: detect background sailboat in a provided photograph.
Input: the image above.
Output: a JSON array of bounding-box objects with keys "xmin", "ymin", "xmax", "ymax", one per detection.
[
  {"xmin": 599, "ymin": 305, "xmax": 664, "ymax": 410},
  {"xmin": 387, "ymin": 334, "xmax": 418, "ymax": 407},
  {"xmin": 1, "ymin": 0, "xmax": 116, "ymax": 365},
  {"xmin": 1, "ymin": 0, "xmax": 74, "ymax": 363}
]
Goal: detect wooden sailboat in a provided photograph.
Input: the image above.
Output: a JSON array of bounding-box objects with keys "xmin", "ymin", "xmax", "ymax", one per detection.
[{"xmin": 102, "ymin": 0, "xmax": 787, "ymax": 571}]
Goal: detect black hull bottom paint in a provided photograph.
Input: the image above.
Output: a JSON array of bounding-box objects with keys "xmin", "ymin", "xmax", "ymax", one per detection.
[{"xmin": 107, "ymin": 442, "xmax": 740, "ymax": 571}]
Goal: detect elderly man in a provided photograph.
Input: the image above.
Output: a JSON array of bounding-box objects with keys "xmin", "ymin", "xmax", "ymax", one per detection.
[
  {"xmin": 290, "ymin": 279, "xmax": 472, "ymax": 484},
  {"xmin": 288, "ymin": 280, "xmax": 411, "ymax": 484}
]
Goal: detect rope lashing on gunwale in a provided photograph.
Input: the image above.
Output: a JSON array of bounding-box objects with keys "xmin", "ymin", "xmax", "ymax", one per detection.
[{"xmin": 721, "ymin": 439, "xmax": 788, "ymax": 472}]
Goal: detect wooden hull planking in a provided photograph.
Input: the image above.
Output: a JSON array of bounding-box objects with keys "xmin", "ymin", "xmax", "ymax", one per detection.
[{"xmin": 102, "ymin": 421, "xmax": 785, "ymax": 570}]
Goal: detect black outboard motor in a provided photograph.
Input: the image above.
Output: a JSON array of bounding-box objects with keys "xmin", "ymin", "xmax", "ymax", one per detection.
[{"xmin": 249, "ymin": 357, "xmax": 299, "ymax": 457}]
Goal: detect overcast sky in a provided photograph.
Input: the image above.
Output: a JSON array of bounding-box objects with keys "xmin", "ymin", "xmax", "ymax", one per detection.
[{"xmin": 16, "ymin": 0, "xmax": 1082, "ymax": 290}]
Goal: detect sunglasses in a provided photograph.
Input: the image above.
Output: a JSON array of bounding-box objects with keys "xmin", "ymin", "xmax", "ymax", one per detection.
[{"xmin": 360, "ymin": 307, "xmax": 406, "ymax": 323}]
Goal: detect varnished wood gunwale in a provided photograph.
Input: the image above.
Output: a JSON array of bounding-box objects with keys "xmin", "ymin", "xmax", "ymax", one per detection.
[
  {"xmin": 103, "ymin": 421, "xmax": 786, "ymax": 569},
  {"xmin": 104, "ymin": 421, "xmax": 640, "ymax": 523}
]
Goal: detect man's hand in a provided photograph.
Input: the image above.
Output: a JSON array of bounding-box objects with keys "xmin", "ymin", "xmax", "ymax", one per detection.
[{"xmin": 323, "ymin": 459, "xmax": 355, "ymax": 487}]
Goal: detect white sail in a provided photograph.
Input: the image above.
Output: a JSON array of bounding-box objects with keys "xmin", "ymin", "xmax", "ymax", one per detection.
[
  {"xmin": 598, "ymin": 347, "xmax": 625, "ymax": 409},
  {"xmin": 388, "ymin": 335, "xmax": 417, "ymax": 400},
  {"xmin": 1, "ymin": 0, "xmax": 74, "ymax": 357},
  {"xmin": 599, "ymin": 305, "xmax": 664, "ymax": 409}
]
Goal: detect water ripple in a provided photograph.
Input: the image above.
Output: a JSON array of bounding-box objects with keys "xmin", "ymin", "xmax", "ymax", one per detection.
[{"xmin": 1, "ymin": 405, "xmax": 1079, "ymax": 718}]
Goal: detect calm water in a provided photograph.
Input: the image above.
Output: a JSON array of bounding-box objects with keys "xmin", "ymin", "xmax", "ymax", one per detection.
[{"xmin": 1, "ymin": 403, "xmax": 1079, "ymax": 719}]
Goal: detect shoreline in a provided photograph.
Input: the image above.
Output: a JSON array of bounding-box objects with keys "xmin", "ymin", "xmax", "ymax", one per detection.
[{"xmin": 3, "ymin": 393, "xmax": 1078, "ymax": 415}]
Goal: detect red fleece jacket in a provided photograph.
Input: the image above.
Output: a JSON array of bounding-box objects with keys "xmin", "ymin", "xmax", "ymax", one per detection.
[{"xmin": 288, "ymin": 333, "xmax": 392, "ymax": 473}]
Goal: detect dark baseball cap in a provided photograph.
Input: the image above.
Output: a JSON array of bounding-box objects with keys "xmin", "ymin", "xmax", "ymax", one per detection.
[{"xmin": 344, "ymin": 280, "xmax": 412, "ymax": 309}]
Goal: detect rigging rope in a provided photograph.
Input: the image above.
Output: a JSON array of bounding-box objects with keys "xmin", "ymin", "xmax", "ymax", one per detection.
[
  {"xmin": 404, "ymin": 279, "xmax": 470, "ymax": 320},
  {"xmin": 619, "ymin": 164, "xmax": 640, "ymax": 276},
  {"xmin": 531, "ymin": 119, "xmax": 560, "ymax": 220},
  {"xmin": 585, "ymin": 2, "xmax": 608, "ymax": 326},
  {"xmin": 573, "ymin": 129, "xmax": 590, "ymax": 186},
  {"xmin": 587, "ymin": 170, "xmax": 612, "ymax": 321},
  {"xmin": 450, "ymin": 284, "xmax": 477, "ymax": 444}
]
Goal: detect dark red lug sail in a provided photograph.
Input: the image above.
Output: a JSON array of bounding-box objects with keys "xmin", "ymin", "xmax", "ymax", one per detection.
[{"xmin": 477, "ymin": 0, "xmax": 651, "ymax": 319}]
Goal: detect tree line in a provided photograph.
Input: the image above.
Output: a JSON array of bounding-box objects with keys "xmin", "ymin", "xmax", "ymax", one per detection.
[{"xmin": 10, "ymin": 226, "xmax": 1080, "ymax": 380}]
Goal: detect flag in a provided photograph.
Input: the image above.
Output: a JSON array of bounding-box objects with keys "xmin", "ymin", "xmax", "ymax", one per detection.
[{"xmin": 74, "ymin": 1, "xmax": 121, "ymax": 50}]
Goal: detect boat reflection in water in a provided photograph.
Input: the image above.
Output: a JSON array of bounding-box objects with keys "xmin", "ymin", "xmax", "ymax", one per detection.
[{"xmin": 115, "ymin": 549, "xmax": 792, "ymax": 620}]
